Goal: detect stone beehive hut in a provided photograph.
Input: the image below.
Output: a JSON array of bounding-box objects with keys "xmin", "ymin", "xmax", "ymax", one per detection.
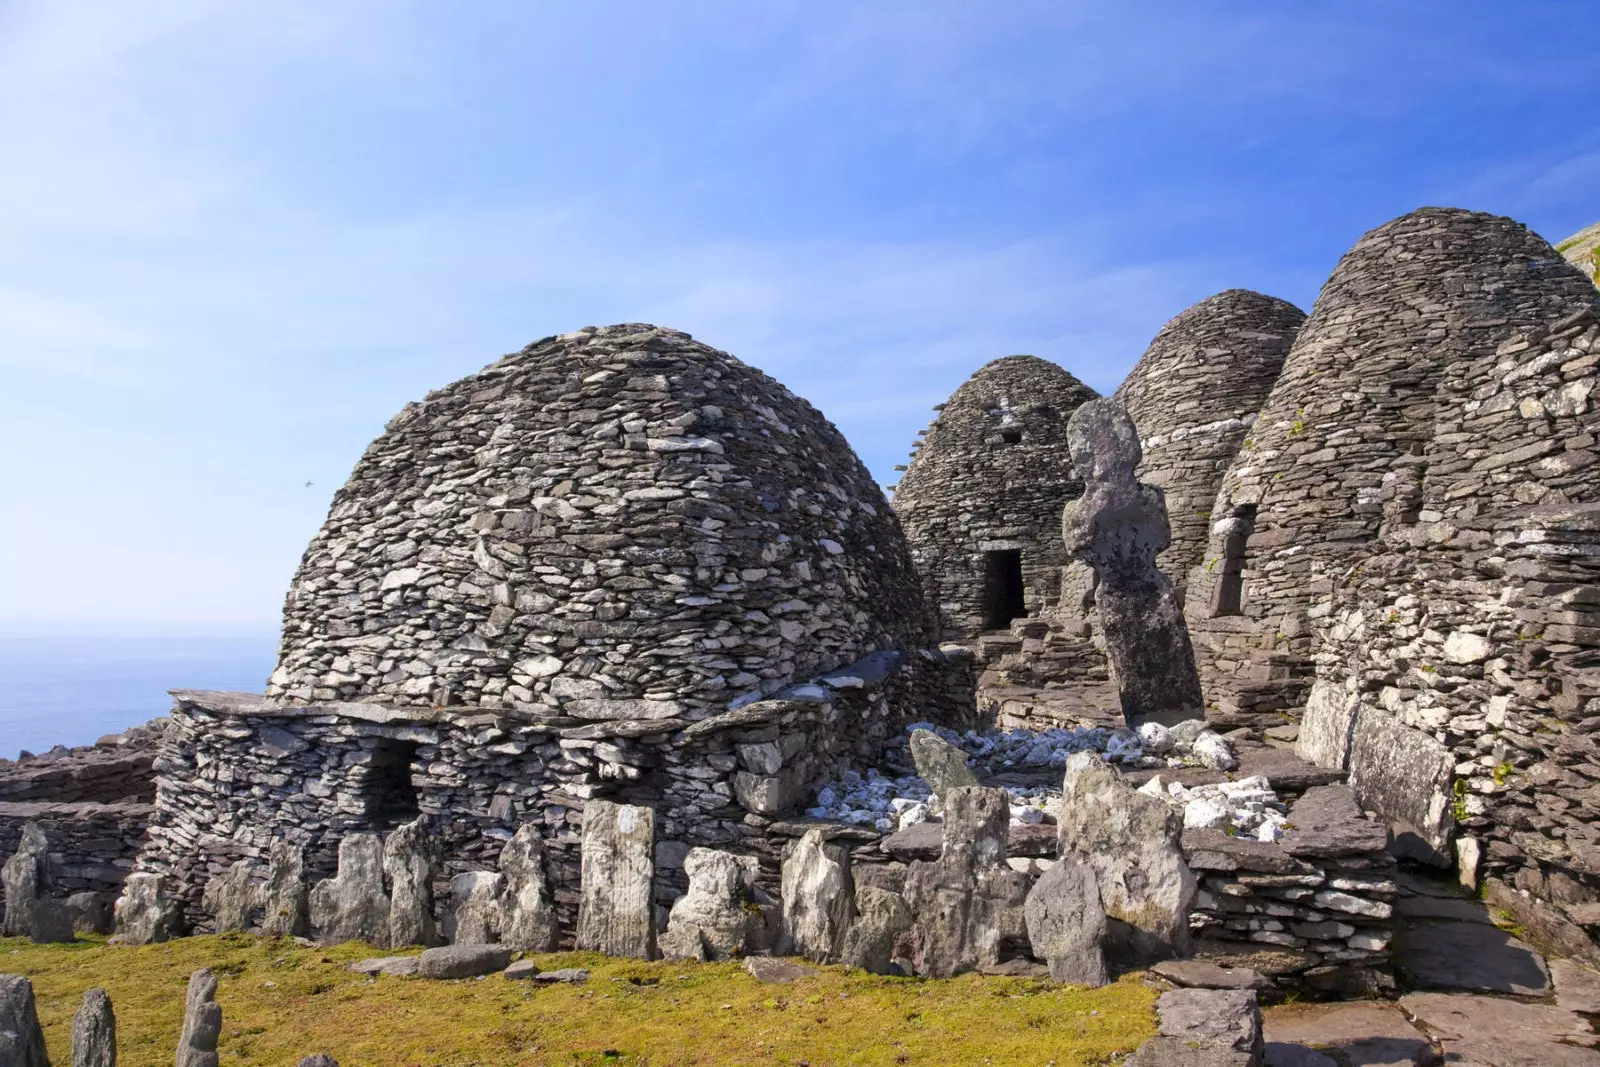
[
  {"xmin": 1183, "ymin": 209, "xmax": 1597, "ymax": 726},
  {"xmin": 893, "ymin": 356, "xmax": 1098, "ymax": 639},
  {"xmin": 136, "ymin": 325, "xmax": 969, "ymax": 928},
  {"xmin": 1114, "ymin": 289, "xmax": 1305, "ymax": 606},
  {"xmin": 267, "ymin": 323, "xmax": 933, "ymax": 715}
]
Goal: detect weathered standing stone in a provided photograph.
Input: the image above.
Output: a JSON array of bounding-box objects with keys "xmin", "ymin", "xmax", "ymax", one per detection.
[
  {"xmin": 1061, "ymin": 397, "xmax": 1205, "ymax": 728},
  {"xmin": 202, "ymin": 859, "xmax": 261, "ymax": 933},
  {"xmin": 260, "ymin": 840, "xmax": 310, "ymax": 938},
  {"xmin": 576, "ymin": 800, "xmax": 656, "ymax": 959},
  {"xmin": 0, "ymin": 974, "xmax": 50, "ymax": 1067},
  {"xmin": 839, "ymin": 886, "xmax": 914, "ymax": 975},
  {"xmin": 66, "ymin": 892, "xmax": 112, "ymax": 937},
  {"xmin": 778, "ymin": 829, "xmax": 855, "ymax": 963},
  {"xmin": 71, "ymin": 987, "xmax": 116, "ymax": 1067},
  {"xmin": 446, "ymin": 872, "xmax": 503, "ymax": 946},
  {"xmin": 907, "ymin": 729, "xmax": 978, "ymax": 797},
  {"xmin": 1058, "ymin": 752, "xmax": 1194, "ymax": 963},
  {"xmin": 661, "ymin": 848, "xmax": 761, "ymax": 961},
  {"xmin": 1, "ymin": 823, "xmax": 73, "ymax": 943},
  {"xmin": 309, "ymin": 834, "xmax": 390, "ymax": 947},
  {"xmin": 383, "ymin": 818, "xmax": 437, "ymax": 948},
  {"xmin": 175, "ymin": 969, "xmax": 221, "ymax": 1067},
  {"xmin": 1023, "ymin": 856, "xmax": 1108, "ymax": 986},
  {"xmin": 112, "ymin": 872, "xmax": 182, "ymax": 946},
  {"xmin": 902, "ymin": 786, "xmax": 1030, "ymax": 978},
  {"xmin": 499, "ymin": 824, "xmax": 557, "ymax": 952}
]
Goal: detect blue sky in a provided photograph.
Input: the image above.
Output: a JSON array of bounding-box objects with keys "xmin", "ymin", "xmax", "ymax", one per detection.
[{"xmin": 3, "ymin": 1, "xmax": 1598, "ymax": 627}]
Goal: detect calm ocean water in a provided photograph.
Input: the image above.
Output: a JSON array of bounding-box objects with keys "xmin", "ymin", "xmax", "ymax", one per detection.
[{"xmin": 0, "ymin": 630, "xmax": 279, "ymax": 758}]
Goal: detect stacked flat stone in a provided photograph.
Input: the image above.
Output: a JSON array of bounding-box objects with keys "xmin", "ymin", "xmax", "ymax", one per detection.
[
  {"xmin": 1114, "ymin": 289, "xmax": 1304, "ymax": 605},
  {"xmin": 893, "ymin": 356, "xmax": 1099, "ymax": 638},
  {"xmin": 267, "ymin": 323, "xmax": 934, "ymax": 713},
  {"xmin": 1189, "ymin": 208, "xmax": 1600, "ymax": 726},
  {"xmin": 1301, "ymin": 238, "xmax": 1600, "ymax": 914}
]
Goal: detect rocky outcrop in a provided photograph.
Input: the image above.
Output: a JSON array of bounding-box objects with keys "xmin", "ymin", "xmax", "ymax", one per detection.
[
  {"xmin": 71, "ymin": 987, "xmax": 116, "ymax": 1067},
  {"xmin": 902, "ymin": 786, "xmax": 1030, "ymax": 977},
  {"xmin": 112, "ymin": 872, "xmax": 182, "ymax": 945},
  {"xmin": 576, "ymin": 800, "xmax": 656, "ymax": 959},
  {"xmin": 660, "ymin": 848, "xmax": 763, "ymax": 961},
  {"xmin": 1062, "ymin": 398, "xmax": 1204, "ymax": 728},
  {"xmin": 778, "ymin": 829, "xmax": 855, "ymax": 963},
  {"xmin": 1059, "ymin": 752, "xmax": 1194, "ymax": 964},
  {"xmin": 383, "ymin": 818, "xmax": 437, "ymax": 948},
  {"xmin": 1, "ymin": 823, "xmax": 72, "ymax": 943},
  {"xmin": 309, "ymin": 834, "xmax": 390, "ymax": 947},
  {"xmin": 260, "ymin": 840, "xmax": 309, "ymax": 938},
  {"xmin": 176, "ymin": 969, "xmax": 221, "ymax": 1067},
  {"xmin": 1023, "ymin": 856, "xmax": 1107, "ymax": 985},
  {"xmin": 498, "ymin": 825, "xmax": 557, "ymax": 952},
  {"xmin": 202, "ymin": 859, "xmax": 260, "ymax": 933}
]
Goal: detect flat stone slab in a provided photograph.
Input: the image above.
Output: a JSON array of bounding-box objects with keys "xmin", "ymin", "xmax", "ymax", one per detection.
[
  {"xmin": 531, "ymin": 967, "xmax": 589, "ymax": 984},
  {"xmin": 879, "ymin": 820, "xmax": 1055, "ymax": 861},
  {"xmin": 1263, "ymin": 1002, "xmax": 1435, "ymax": 1067},
  {"xmin": 1552, "ymin": 958, "xmax": 1600, "ymax": 1015},
  {"xmin": 1278, "ymin": 785, "xmax": 1389, "ymax": 859},
  {"xmin": 1394, "ymin": 920, "xmax": 1550, "ymax": 995},
  {"xmin": 1394, "ymin": 896, "xmax": 1493, "ymax": 923},
  {"xmin": 1126, "ymin": 1036, "xmax": 1255, "ymax": 1065},
  {"xmin": 416, "ymin": 944, "xmax": 513, "ymax": 979},
  {"xmin": 1153, "ymin": 959, "xmax": 1269, "ymax": 990},
  {"xmin": 1401, "ymin": 992, "xmax": 1600, "ymax": 1066},
  {"xmin": 743, "ymin": 957, "xmax": 821, "ymax": 984},
  {"xmin": 348, "ymin": 955, "xmax": 419, "ymax": 976},
  {"xmin": 504, "ymin": 960, "xmax": 540, "ymax": 980},
  {"xmin": 979, "ymin": 959, "xmax": 1048, "ymax": 978}
]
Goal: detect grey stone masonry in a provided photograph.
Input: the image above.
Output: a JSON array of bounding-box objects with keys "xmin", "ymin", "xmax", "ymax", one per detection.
[
  {"xmin": 266, "ymin": 323, "xmax": 934, "ymax": 715},
  {"xmin": 893, "ymin": 355, "xmax": 1099, "ymax": 638},
  {"xmin": 1115, "ymin": 289, "xmax": 1305, "ymax": 607}
]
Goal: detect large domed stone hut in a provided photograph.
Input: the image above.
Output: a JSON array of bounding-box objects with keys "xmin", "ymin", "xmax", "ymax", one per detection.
[
  {"xmin": 132, "ymin": 324, "xmax": 970, "ymax": 929},
  {"xmin": 893, "ymin": 355, "xmax": 1099, "ymax": 641},
  {"xmin": 1114, "ymin": 289, "xmax": 1305, "ymax": 606}
]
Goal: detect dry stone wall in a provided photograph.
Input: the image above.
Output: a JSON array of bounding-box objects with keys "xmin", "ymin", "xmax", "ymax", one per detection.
[
  {"xmin": 893, "ymin": 356, "xmax": 1098, "ymax": 639},
  {"xmin": 1115, "ymin": 289, "xmax": 1304, "ymax": 605},
  {"xmin": 268, "ymin": 323, "xmax": 934, "ymax": 715}
]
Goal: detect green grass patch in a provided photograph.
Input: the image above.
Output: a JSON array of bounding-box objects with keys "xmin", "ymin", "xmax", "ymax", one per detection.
[{"xmin": 2, "ymin": 935, "xmax": 1157, "ymax": 1066}]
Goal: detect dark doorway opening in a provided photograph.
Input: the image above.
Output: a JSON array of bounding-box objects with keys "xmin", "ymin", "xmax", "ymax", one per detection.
[
  {"xmin": 1211, "ymin": 504, "xmax": 1257, "ymax": 618},
  {"xmin": 981, "ymin": 549, "xmax": 1026, "ymax": 630},
  {"xmin": 363, "ymin": 738, "xmax": 421, "ymax": 827},
  {"xmin": 1000, "ymin": 428, "xmax": 1022, "ymax": 445}
]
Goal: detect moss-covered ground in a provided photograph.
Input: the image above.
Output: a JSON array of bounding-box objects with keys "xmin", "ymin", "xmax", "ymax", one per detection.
[{"xmin": 1, "ymin": 934, "xmax": 1157, "ymax": 1066}]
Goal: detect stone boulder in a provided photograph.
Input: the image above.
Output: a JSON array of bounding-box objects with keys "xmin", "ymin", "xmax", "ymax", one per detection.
[
  {"xmin": 660, "ymin": 848, "xmax": 762, "ymax": 961},
  {"xmin": 575, "ymin": 800, "xmax": 657, "ymax": 959},
  {"xmin": 66, "ymin": 892, "xmax": 112, "ymax": 936},
  {"xmin": 1023, "ymin": 856, "xmax": 1108, "ymax": 986},
  {"xmin": 1, "ymin": 823, "xmax": 73, "ymax": 943},
  {"xmin": 908, "ymin": 729, "xmax": 979, "ymax": 797},
  {"xmin": 260, "ymin": 840, "xmax": 310, "ymax": 938},
  {"xmin": 1127, "ymin": 988, "xmax": 1264, "ymax": 1066},
  {"xmin": 778, "ymin": 829, "xmax": 855, "ymax": 963},
  {"xmin": 298, "ymin": 1057, "xmax": 339, "ymax": 1067},
  {"xmin": 71, "ymin": 987, "xmax": 116, "ymax": 1067},
  {"xmin": 309, "ymin": 834, "xmax": 391, "ymax": 947},
  {"xmin": 499, "ymin": 824, "xmax": 558, "ymax": 952},
  {"xmin": 0, "ymin": 974, "xmax": 49, "ymax": 1067},
  {"xmin": 383, "ymin": 818, "xmax": 438, "ymax": 948},
  {"xmin": 417, "ymin": 944, "xmax": 513, "ymax": 979},
  {"xmin": 112, "ymin": 872, "xmax": 183, "ymax": 945},
  {"xmin": 902, "ymin": 786, "xmax": 1031, "ymax": 978},
  {"xmin": 839, "ymin": 885, "xmax": 913, "ymax": 975},
  {"xmin": 1058, "ymin": 752, "xmax": 1194, "ymax": 964},
  {"xmin": 175, "ymin": 969, "xmax": 222, "ymax": 1067},
  {"xmin": 446, "ymin": 872, "xmax": 504, "ymax": 946},
  {"xmin": 202, "ymin": 859, "xmax": 261, "ymax": 934}
]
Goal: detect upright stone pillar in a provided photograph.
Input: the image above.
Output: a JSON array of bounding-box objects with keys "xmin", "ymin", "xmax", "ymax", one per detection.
[
  {"xmin": 112, "ymin": 872, "xmax": 183, "ymax": 945},
  {"xmin": 202, "ymin": 859, "xmax": 262, "ymax": 934},
  {"xmin": 1, "ymin": 823, "xmax": 72, "ymax": 943},
  {"xmin": 175, "ymin": 969, "xmax": 221, "ymax": 1067},
  {"xmin": 309, "ymin": 834, "xmax": 390, "ymax": 947},
  {"xmin": 0, "ymin": 974, "xmax": 50, "ymax": 1067},
  {"xmin": 1061, "ymin": 397, "xmax": 1205, "ymax": 727},
  {"xmin": 778, "ymin": 829, "xmax": 856, "ymax": 963},
  {"xmin": 575, "ymin": 800, "xmax": 656, "ymax": 959},
  {"xmin": 260, "ymin": 840, "xmax": 310, "ymax": 938},
  {"xmin": 71, "ymin": 987, "xmax": 116, "ymax": 1067},
  {"xmin": 383, "ymin": 818, "xmax": 438, "ymax": 948},
  {"xmin": 499, "ymin": 824, "xmax": 558, "ymax": 952}
]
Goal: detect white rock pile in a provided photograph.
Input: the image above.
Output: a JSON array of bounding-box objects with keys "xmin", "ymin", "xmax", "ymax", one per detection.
[
  {"xmin": 804, "ymin": 720, "xmax": 1260, "ymax": 834},
  {"xmin": 1138, "ymin": 774, "xmax": 1289, "ymax": 843}
]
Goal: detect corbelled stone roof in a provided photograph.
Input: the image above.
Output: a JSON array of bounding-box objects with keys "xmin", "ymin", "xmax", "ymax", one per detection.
[
  {"xmin": 1115, "ymin": 289, "xmax": 1305, "ymax": 600},
  {"xmin": 267, "ymin": 324, "xmax": 934, "ymax": 715},
  {"xmin": 894, "ymin": 355, "xmax": 1099, "ymax": 637}
]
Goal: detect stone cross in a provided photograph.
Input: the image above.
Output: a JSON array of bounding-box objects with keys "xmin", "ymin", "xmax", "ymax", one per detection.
[{"xmin": 1062, "ymin": 397, "xmax": 1205, "ymax": 728}]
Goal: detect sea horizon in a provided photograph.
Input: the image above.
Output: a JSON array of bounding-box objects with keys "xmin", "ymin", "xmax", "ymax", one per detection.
[{"xmin": 0, "ymin": 625, "xmax": 280, "ymax": 758}]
